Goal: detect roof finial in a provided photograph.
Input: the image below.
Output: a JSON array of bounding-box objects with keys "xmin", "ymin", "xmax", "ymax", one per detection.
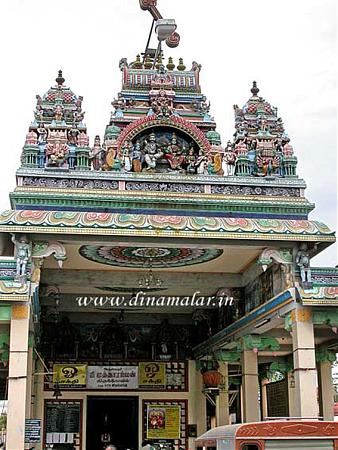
[
  {"xmin": 251, "ymin": 80, "xmax": 259, "ymax": 96},
  {"xmin": 56, "ymin": 70, "xmax": 65, "ymax": 86}
]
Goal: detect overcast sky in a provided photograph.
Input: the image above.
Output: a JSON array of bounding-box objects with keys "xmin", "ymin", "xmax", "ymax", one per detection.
[{"xmin": 0, "ymin": 0, "xmax": 336, "ymax": 266}]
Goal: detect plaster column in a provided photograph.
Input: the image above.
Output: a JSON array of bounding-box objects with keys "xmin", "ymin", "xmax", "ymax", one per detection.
[
  {"xmin": 215, "ymin": 362, "xmax": 230, "ymax": 426},
  {"xmin": 260, "ymin": 379, "xmax": 268, "ymax": 420},
  {"xmin": 190, "ymin": 361, "xmax": 206, "ymax": 438},
  {"xmin": 241, "ymin": 350, "xmax": 260, "ymax": 422},
  {"xmin": 25, "ymin": 342, "xmax": 34, "ymax": 419},
  {"xmin": 291, "ymin": 307, "xmax": 318, "ymax": 418},
  {"xmin": 318, "ymin": 360, "xmax": 334, "ymax": 421},
  {"xmin": 33, "ymin": 359, "xmax": 45, "ymax": 450},
  {"xmin": 287, "ymin": 371, "xmax": 297, "ymax": 417},
  {"xmin": 7, "ymin": 303, "xmax": 30, "ymax": 450}
]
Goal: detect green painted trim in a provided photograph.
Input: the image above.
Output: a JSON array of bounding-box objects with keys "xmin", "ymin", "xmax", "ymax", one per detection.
[
  {"xmin": 10, "ymin": 192, "xmax": 314, "ymax": 216},
  {"xmin": 0, "ymin": 307, "xmax": 11, "ymax": 321},
  {"xmin": 238, "ymin": 335, "xmax": 280, "ymax": 352}
]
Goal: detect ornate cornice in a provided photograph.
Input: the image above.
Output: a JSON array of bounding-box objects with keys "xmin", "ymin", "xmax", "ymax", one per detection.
[
  {"xmin": 10, "ymin": 188, "xmax": 314, "ymax": 218},
  {"xmin": 0, "ymin": 211, "xmax": 334, "ymax": 242}
]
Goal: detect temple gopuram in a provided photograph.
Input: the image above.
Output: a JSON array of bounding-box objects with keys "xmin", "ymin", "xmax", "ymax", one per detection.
[{"xmin": 0, "ymin": 1, "xmax": 337, "ymax": 449}]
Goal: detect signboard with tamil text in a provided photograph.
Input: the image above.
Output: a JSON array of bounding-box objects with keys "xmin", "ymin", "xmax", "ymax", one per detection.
[
  {"xmin": 87, "ymin": 365, "xmax": 138, "ymax": 389},
  {"xmin": 25, "ymin": 419, "xmax": 41, "ymax": 444},
  {"xmin": 139, "ymin": 362, "xmax": 166, "ymax": 387},
  {"xmin": 53, "ymin": 364, "xmax": 87, "ymax": 386}
]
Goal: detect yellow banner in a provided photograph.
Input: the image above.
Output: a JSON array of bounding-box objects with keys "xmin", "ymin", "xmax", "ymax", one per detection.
[
  {"xmin": 147, "ymin": 405, "xmax": 180, "ymax": 439},
  {"xmin": 139, "ymin": 362, "xmax": 166, "ymax": 387},
  {"xmin": 53, "ymin": 364, "xmax": 87, "ymax": 386}
]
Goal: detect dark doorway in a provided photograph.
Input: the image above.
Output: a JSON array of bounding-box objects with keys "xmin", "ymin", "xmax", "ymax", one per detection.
[{"xmin": 86, "ymin": 396, "xmax": 139, "ymax": 450}]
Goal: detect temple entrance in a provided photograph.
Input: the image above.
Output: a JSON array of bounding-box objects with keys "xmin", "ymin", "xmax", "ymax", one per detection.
[{"xmin": 86, "ymin": 396, "xmax": 139, "ymax": 450}]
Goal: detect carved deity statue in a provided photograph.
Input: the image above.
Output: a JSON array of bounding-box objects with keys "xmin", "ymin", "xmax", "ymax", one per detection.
[
  {"xmin": 143, "ymin": 133, "xmax": 162, "ymax": 171},
  {"xmin": 121, "ymin": 140, "xmax": 132, "ymax": 172},
  {"xmin": 73, "ymin": 110, "xmax": 85, "ymax": 124},
  {"xmin": 296, "ymin": 243, "xmax": 312, "ymax": 285},
  {"xmin": 54, "ymin": 104, "xmax": 64, "ymax": 122},
  {"xmin": 76, "ymin": 95, "xmax": 83, "ymax": 111},
  {"xmin": 68, "ymin": 127, "xmax": 79, "ymax": 145},
  {"xmin": 90, "ymin": 135, "xmax": 105, "ymax": 170},
  {"xmin": 186, "ymin": 146, "xmax": 197, "ymax": 174},
  {"xmin": 45, "ymin": 140, "xmax": 69, "ymax": 166},
  {"xmin": 150, "ymin": 89, "xmax": 174, "ymax": 118},
  {"xmin": 222, "ymin": 141, "xmax": 236, "ymax": 176},
  {"xmin": 255, "ymin": 138, "xmax": 280, "ymax": 176},
  {"xmin": 207, "ymin": 153, "xmax": 222, "ymax": 175},
  {"xmin": 132, "ymin": 140, "xmax": 143, "ymax": 172},
  {"xmin": 195, "ymin": 149, "xmax": 207, "ymax": 175},
  {"xmin": 37, "ymin": 126, "xmax": 47, "ymax": 145},
  {"xmin": 13, "ymin": 235, "xmax": 31, "ymax": 282},
  {"xmin": 164, "ymin": 133, "xmax": 185, "ymax": 170},
  {"xmin": 106, "ymin": 147, "xmax": 122, "ymax": 171}
]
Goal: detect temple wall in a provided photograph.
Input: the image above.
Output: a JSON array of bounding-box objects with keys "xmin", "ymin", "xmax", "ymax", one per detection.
[{"xmin": 32, "ymin": 360, "xmax": 202, "ymax": 450}]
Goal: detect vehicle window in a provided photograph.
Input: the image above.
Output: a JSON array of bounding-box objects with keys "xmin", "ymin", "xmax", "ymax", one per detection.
[{"xmin": 241, "ymin": 445, "xmax": 260, "ymax": 450}]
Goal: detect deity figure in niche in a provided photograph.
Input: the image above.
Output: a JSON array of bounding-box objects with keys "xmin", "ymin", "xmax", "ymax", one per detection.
[
  {"xmin": 246, "ymin": 139, "xmax": 257, "ymax": 175},
  {"xmin": 143, "ymin": 132, "xmax": 163, "ymax": 171},
  {"xmin": 256, "ymin": 139, "xmax": 280, "ymax": 177},
  {"xmin": 164, "ymin": 133, "xmax": 185, "ymax": 170},
  {"xmin": 37, "ymin": 125, "xmax": 47, "ymax": 145},
  {"xmin": 296, "ymin": 243, "xmax": 312, "ymax": 285},
  {"xmin": 222, "ymin": 141, "xmax": 236, "ymax": 176},
  {"xmin": 151, "ymin": 88, "xmax": 174, "ymax": 118},
  {"xmin": 186, "ymin": 145, "xmax": 197, "ymax": 174},
  {"xmin": 106, "ymin": 147, "xmax": 122, "ymax": 171},
  {"xmin": 195, "ymin": 149, "xmax": 208, "ymax": 174},
  {"xmin": 121, "ymin": 140, "xmax": 132, "ymax": 172},
  {"xmin": 54, "ymin": 104, "xmax": 64, "ymax": 122},
  {"xmin": 68, "ymin": 127, "xmax": 79, "ymax": 145},
  {"xmin": 132, "ymin": 140, "xmax": 143, "ymax": 172},
  {"xmin": 13, "ymin": 235, "xmax": 31, "ymax": 281},
  {"xmin": 45, "ymin": 140, "xmax": 69, "ymax": 167},
  {"xmin": 207, "ymin": 153, "xmax": 222, "ymax": 175},
  {"xmin": 90, "ymin": 135, "xmax": 106, "ymax": 170},
  {"xmin": 76, "ymin": 95, "xmax": 83, "ymax": 111}
]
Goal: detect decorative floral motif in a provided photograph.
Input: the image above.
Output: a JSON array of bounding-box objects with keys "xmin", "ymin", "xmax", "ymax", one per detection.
[{"xmin": 79, "ymin": 245, "xmax": 223, "ymax": 268}]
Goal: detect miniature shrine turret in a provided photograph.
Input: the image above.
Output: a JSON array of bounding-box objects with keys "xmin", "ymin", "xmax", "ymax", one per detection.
[
  {"xmin": 231, "ymin": 81, "xmax": 298, "ymax": 178},
  {"xmin": 21, "ymin": 70, "xmax": 91, "ymax": 171}
]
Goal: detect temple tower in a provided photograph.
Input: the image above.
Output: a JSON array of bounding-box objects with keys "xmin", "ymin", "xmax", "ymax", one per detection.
[{"xmin": 0, "ymin": 2, "xmax": 337, "ymax": 449}]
